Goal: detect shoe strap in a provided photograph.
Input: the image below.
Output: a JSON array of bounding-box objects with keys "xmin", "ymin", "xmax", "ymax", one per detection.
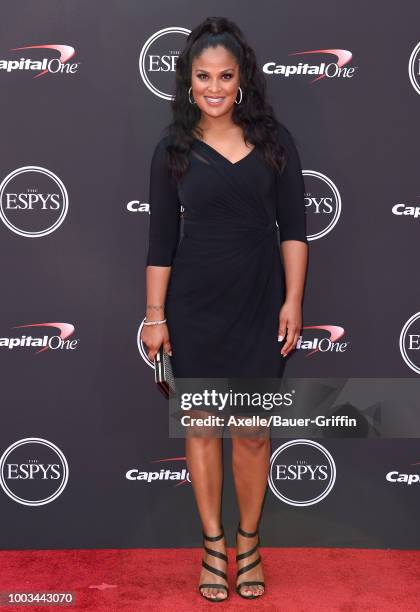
[
  {"xmin": 202, "ymin": 559, "xmax": 228, "ymax": 580},
  {"xmin": 199, "ymin": 583, "xmax": 228, "ymax": 592},
  {"xmin": 237, "ymin": 524, "xmax": 258, "ymax": 538},
  {"xmin": 204, "ymin": 544, "xmax": 228, "ymax": 562},
  {"xmin": 236, "ymin": 554, "xmax": 262, "ymax": 577},
  {"xmin": 202, "ymin": 526, "xmax": 224, "ymax": 541},
  {"xmin": 236, "ymin": 542, "xmax": 258, "ymax": 561}
]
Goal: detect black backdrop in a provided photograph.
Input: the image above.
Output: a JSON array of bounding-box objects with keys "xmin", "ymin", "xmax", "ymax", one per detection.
[{"xmin": 1, "ymin": 0, "xmax": 420, "ymax": 549}]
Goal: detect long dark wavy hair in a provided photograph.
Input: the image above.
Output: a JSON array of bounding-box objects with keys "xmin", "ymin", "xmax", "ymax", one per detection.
[{"xmin": 162, "ymin": 16, "xmax": 288, "ymax": 184}]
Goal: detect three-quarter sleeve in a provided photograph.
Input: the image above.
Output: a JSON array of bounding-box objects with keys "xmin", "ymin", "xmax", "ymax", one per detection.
[
  {"xmin": 146, "ymin": 137, "xmax": 181, "ymax": 266},
  {"xmin": 275, "ymin": 126, "xmax": 308, "ymax": 245}
]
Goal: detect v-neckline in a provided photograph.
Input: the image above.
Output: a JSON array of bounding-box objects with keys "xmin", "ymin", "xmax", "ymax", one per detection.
[{"xmin": 193, "ymin": 138, "xmax": 256, "ymax": 166}]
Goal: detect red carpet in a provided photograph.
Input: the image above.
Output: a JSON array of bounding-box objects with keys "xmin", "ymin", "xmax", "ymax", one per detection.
[{"xmin": 0, "ymin": 547, "xmax": 419, "ymax": 611}]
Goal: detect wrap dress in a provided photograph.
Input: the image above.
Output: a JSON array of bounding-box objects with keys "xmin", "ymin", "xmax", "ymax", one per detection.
[{"xmin": 146, "ymin": 123, "xmax": 308, "ymax": 379}]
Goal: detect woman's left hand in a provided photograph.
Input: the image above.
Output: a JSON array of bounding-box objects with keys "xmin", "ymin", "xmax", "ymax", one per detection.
[{"xmin": 278, "ymin": 299, "xmax": 302, "ymax": 357}]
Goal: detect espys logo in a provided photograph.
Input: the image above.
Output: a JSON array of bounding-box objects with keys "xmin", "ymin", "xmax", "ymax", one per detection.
[
  {"xmin": 269, "ymin": 439, "xmax": 336, "ymax": 506},
  {"xmin": 408, "ymin": 42, "xmax": 420, "ymax": 96},
  {"xmin": 0, "ymin": 322, "xmax": 79, "ymax": 353},
  {"xmin": 126, "ymin": 457, "xmax": 190, "ymax": 486},
  {"xmin": 263, "ymin": 48, "xmax": 356, "ymax": 83},
  {"xmin": 0, "ymin": 44, "xmax": 79, "ymax": 78},
  {"xmin": 399, "ymin": 313, "xmax": 420, "ymax": 374},
  {"xmin": 303, "ymin": 171, "xmax": 341, "ymax": 240},
  {"xmin": 0, "ymin": 166, "xmax": 69, "ymax": 237},
  {"xmin": 297, "ymin": 325, "xmax": 349, "ymax": 356},
  {"xmin": 386, "ymin": 462, "xmax": 420, "ymax": 486},
  {"xmin": 139, "ymin": 27, "xmax": 190, "ymax": 100},
  {"xmin": 0, "ymin": 438, "xmax": 69, "ymax": 506}
]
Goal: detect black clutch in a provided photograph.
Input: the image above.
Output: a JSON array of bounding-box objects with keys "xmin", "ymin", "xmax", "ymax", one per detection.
[{"xmin": 154, "ymin": 345, "xmax": 177, "ymax": 398}]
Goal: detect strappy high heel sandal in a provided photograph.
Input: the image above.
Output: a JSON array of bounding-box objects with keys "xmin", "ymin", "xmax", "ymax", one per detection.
[
  {"xmin": 235, "ymin": 523, "xmax": 265, "ymax": 599},
  {"xmin": 198, "ymin": 525, "xmax": 229, "ymax": 602}
]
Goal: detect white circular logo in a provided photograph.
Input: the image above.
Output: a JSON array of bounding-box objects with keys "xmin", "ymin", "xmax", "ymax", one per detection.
[
  {"xmin": 269, "ymin": 439, "xmax": 336, "ymax": 506},
  {"xmin": 0, "ymin": 166, "xmax": 69, "ymax": 237},
  {"xmin": 139, "ymin": 27, "xmax": 191, "ymax": 100},
  {"xmin": 0, "ymin": 438, "xmax": 69, "ymax": 506},
  {"xmin": 408, "ymin": 42, "xmax": 420, "ymax": 96},
  {"xmin": 399, "ymin": 312, "xmax": 420, "ymax": 375},
  {"xmin": 303, "ymin": 170, "xmax": 341, "ymax": 241}
]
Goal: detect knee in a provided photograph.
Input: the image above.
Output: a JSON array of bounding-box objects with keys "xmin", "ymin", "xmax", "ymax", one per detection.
[
  {"xmin": 232, "ymin": 433, "xmax": 270, "ymax": 456},
  {"xmin": 185, "ymin": 410, "xmax": 224, "ymax": 439},
  {"xmin": 186, "ymin": 428, "xmax": 221, "ymax": 442}
]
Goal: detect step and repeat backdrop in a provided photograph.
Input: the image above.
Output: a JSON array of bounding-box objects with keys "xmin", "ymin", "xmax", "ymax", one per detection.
[{"xmin": 1, "ymin": 1, "xmax": 420, "ymax": 550}]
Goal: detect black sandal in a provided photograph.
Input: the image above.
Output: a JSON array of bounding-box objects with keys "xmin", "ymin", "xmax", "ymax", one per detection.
[
  {"xmin": 235, "ymin": 523, "xmax": 265, "ymax": 599},
  {"xmin": 198, "ymin": 525, "xmax": 229, "ymax": 602}
]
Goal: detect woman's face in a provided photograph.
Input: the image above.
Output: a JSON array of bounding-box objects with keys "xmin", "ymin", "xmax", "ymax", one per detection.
[{"xmin": 190, "ymin": 45, "xmax": 240, "ymax": 118}]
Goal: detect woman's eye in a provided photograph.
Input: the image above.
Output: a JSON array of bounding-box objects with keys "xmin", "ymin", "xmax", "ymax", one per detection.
[{"xmin": 197, "ymin": 74, "xmax": 233, "ymax": 80}]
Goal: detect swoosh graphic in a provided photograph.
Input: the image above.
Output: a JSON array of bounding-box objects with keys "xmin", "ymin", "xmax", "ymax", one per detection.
[
  {"xmin": 288, "ymin": 48, "xmax": 353, "ymax": 83},
  {"xmin": 151, "ymin": 456, "xmax": 189, "ymax": 486}
]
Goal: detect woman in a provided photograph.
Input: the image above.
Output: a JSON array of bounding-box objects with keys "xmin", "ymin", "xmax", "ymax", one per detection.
[{"xmin": 141, "ymin": 16, "xmax": 308, "ymax": 602}]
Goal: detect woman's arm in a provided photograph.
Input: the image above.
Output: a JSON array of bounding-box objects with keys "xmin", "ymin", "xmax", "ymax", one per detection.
[
  {"xmin": 141, "ymin": 137, "xmax": 181, "ymax": 359},
  {"xmin": 275, "ymin": 125, "xmax": 309, "ymax": 357},
  {"xmin": 281, "ymin": 241, "xmax": 307, "ymax": 305},
  {"xmin": 145, "ymin": 266, "xmax": 172, "ymax": 323}
]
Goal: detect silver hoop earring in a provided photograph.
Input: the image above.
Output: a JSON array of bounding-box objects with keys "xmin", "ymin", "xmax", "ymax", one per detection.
[
  {"xmin": 188, "ymin": 86, "xmax": 196, "ymax": 104},
  {"xmin": 235, "ymin": 86, "xmax": 243, "ymax": 104}
]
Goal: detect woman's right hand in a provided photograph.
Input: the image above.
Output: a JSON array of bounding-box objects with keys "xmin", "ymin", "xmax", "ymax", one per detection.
[{"xmin": 140, "ymin": 322, "xmax": 173, "ymax": 361}]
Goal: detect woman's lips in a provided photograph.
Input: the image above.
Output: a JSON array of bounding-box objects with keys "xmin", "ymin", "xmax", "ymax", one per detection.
[{"xmin": 204, "ymin": 96, "xmax": 225, "ymax": 106}]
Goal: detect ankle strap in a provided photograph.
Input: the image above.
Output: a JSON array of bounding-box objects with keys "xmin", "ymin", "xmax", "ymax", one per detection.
[
  {"xmin": 237, "ymin": 523, "xmax": 258, "ymax": 538},
  {"xmin": 202, "ymin": 525, "xmax": 224, "ymax": 541}
]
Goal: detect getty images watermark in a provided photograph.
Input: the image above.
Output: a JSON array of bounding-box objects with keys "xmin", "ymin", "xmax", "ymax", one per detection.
[
  {"xmin": 178, "ymin": 388, "xmax": 354, "ymax": 429},
  {"xmin": 167, "ymin": 377, "xmax": 420, "ymax": 438}
]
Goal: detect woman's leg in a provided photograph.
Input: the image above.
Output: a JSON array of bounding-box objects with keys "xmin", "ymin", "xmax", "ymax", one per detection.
[
  {"xmin": 185, "ymin": 410, "xmax": 227, "ymax": 600},
  {"xmin": 230, "ymin": 422, "xmax": 270, "ymax": 597}
]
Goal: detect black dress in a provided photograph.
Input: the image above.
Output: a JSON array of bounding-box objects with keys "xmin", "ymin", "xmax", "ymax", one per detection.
[{"xmin": 146, "ymin": 124, "xmax": 308, "ymax": 380}]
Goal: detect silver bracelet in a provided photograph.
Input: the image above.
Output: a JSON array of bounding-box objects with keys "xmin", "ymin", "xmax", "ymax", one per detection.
[{"xmin": 143, "ymin": 316, "xmax": 167, "ymax": 326}]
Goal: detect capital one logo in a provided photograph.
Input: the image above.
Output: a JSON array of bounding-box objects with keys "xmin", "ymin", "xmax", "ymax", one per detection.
[
  {"xmin": 126, "ymin": 457, "xmax": 191, "ymax": 487},
  {"xmin": 303, "ymin": 171, "xmax": 341, "ymax": 240},
  {"xmin": 408, "ymin": 42, "xmax": 420, "ymax": 96},
  {"xmin": 139, "ymin": 27, "xmax": 190, "ymax": 100},
  {"xmin": 269, "ymin": 439, "xmax": 336, "ymax": 506},
  {"xmin": 263, "ymin": 49, "xmax": 356, "ymax": 83},
  {"xmin": 392, "ymin": 199, "xmax": 420, "ymax": 219},
  {"xmin": 0, "ymin": 322, "xmax": 78, "ymax": 353},
  {"xmin": 386, "ymin": 461, "xmax": 420, "ymax": 486},
  {"xmin": 127, "ymin": 199, "xmax": 150, "ymax": 214},
  {"xmin": 0, "ymin": 438, "xmax": 69, "ymax": 506},
  {"xmin": 0, "ymin": 166, "xmax": 68, "ymax": 237},
  {"xmin": 400, "ymin": 312, "xmax": 420, "ymax": 374},
  {"xmin": 0, "ymin": 44, "xmax": 79, "ymax": 78}
]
